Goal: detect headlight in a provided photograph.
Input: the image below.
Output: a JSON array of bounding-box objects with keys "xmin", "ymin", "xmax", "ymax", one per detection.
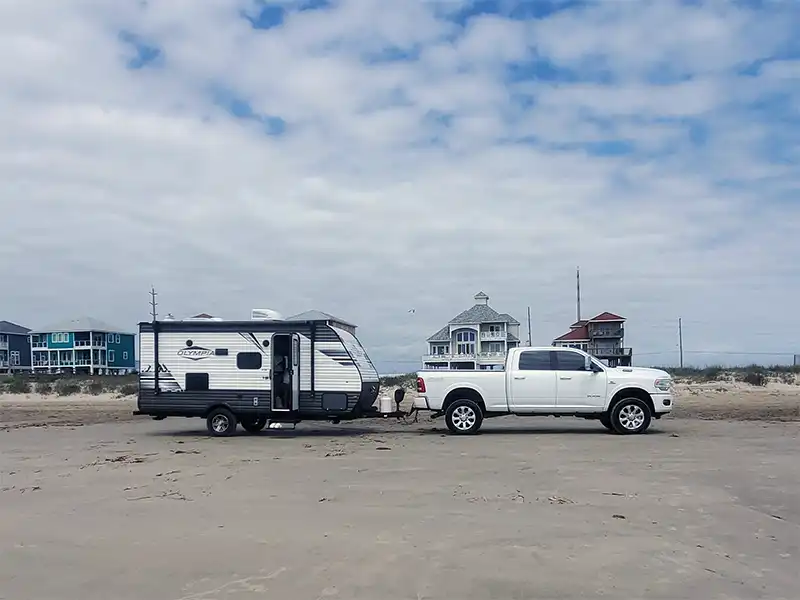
[{"xmin": 654, "ymin": 378, "xmax": 672, "ymax": 392}]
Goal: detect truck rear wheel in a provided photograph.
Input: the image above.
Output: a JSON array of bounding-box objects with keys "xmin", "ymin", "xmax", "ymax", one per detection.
[
  {"xmin": 445, "ymin": 399, "xmax": 483, "ymax": 435},
  {"xmin": 207, "ymin": 407, "xmax": 238, "ymax": 437},
  {"xmin": 610, "ymin": 398, "xmax": 651, "ymax": 435}
]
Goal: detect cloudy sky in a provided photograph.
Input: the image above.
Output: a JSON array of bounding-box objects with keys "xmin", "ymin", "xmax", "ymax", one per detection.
[{"xmin": 1, "ymin": 0, "xmax": 799, "ymax": 372}]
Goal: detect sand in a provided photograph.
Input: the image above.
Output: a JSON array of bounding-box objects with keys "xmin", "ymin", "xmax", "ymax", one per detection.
[
  {"xmin": 1, "ymin": 413, "xmax": 798, "ymax": 599},
  {"xmin": 3, "ymin": 381, "xmax": 799, "ymax": 432}
]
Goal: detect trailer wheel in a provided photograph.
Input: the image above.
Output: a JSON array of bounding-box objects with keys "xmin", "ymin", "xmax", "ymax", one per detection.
[
  {"xmin": 207, "ymin": 407, "xmax": 238, "ymax": 437},
  {"xmin": 241, "ymin": 416, "xmax": 268, "ymax": 434},
  {"xmin": 610, "ymin": 398, "xmax": 651, "ymax": 435},
  {"xmin": 445, "ymin": 399, "xmax": 483, "ymax": 435}
]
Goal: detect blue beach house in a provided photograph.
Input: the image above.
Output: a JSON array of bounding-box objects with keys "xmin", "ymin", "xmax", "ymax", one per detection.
[{"xmin": 30, "ymin": 317, "xmax": 136, "ymax": 375}]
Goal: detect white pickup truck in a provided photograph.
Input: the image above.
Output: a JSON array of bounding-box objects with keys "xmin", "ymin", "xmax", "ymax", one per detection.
[{"xmin": 413, "ymin": 346, "xmax": 673, "ymax": 435}]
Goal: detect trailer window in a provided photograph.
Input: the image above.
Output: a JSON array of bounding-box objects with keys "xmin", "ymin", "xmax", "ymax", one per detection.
[
  {"xmin": 237, "ymin": 352, "xmax": 263, "ymax": 370},
  {"xmin": 185, "ymin": 373, "xmax": 209, "ymax": 391}
]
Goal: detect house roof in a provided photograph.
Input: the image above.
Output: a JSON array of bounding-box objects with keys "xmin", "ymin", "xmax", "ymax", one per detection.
[
  {"xmin": 570, "ymin": 319, "xmax": 588, "ymax": 329},
  {"xmin": 507, "ymin": 331, "xmax": 520, "ymax": 342},
  {"xmin": 499, "ymin": 313, "xmax": 521, "ymax": 325},
  {"xmin": 31, "ymin": 317, "xmax": 131, "ymax": 335},
  {"xmin": 554, "ymin": 324, "xmax": 590, "ymax": 341},
  {"xmin": 191, "ymin": 313, "xmax": 215, "ymax": 319},
  {"xmin": 589, "ymin": 311, "xmax": 625, "ymax": 322},
  {"xmin": 0, "ymin": 320, "xmax": 31, "ymax": 335},
  {"xmin": 448, "ymin": 304, "xmax": 519, "ymax": 325},
  {"xmin": 286, "ymin": 310, "xmax": 356, "ymax": 328},
  {"xmin": 426, "ymin": 325, "xmax": 451, "ymax": 342}
]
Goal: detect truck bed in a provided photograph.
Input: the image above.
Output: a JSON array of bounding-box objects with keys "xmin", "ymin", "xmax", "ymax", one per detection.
[{"xmin": 418, "ymin": 370, "xmax": 508, "ymax": 412}]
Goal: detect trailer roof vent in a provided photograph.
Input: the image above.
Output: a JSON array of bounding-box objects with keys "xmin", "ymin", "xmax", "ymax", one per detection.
[{"xmin": 251, "ymin": 308, "xmax": 284, "ymax": 321}]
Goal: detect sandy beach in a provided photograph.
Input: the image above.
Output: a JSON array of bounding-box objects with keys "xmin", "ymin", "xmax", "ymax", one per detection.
[{"xmin": 2, "ymin": 379, "xmax": 800, "ymax": 431}]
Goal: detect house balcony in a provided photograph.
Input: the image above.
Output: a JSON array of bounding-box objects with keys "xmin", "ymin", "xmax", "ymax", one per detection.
[
  {"xmin": 480, "ymin": 331, "xmax": 506, "ymax": 341},
  {"xmin": 74, "ymin": 340, "xmax": 106, "ymax": 348},
  {"xmin": 423, "ymin": 352, "xmax": 507, "ymax": 363},
  {"xmin": 590, "ymin": 328, "xmax": 624, "ymax": 338},
  {"xmin": 588, "ymin": 346, "xmax": 632, "ymax": 357},
  {"xmin": 0, "ymin": 341, "xmax": 8, "ymax": 350},
  {"xmin": 31, "ymin": 341, "xmax": 47, "ymax": 349}
]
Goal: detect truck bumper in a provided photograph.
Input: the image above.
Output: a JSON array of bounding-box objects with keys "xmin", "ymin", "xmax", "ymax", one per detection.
[
  {"xmin": 412, "ymin": 396, "xmax": 430, "ymax": 410},
  {"xmin": 653, "ymin": 392, "xmax": 673, "ymax": 414}
]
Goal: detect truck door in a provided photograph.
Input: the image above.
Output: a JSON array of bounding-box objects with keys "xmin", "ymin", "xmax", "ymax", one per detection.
[
  {"xmin": 508, "ymin": 350, "xmax": 557, "ymax": 410},
  {"xmin": 553, "ymin": 350, "xmax": 607, "ymax": 409}
]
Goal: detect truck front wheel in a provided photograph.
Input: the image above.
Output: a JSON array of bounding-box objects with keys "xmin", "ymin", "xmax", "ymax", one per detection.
[
  {"xmin": 445, "ymin": 399, "xmax": 483, "ymax": 435},
  {"xmin": 610, "ymin": 398, "xmax": 651, "ymax": 435}
]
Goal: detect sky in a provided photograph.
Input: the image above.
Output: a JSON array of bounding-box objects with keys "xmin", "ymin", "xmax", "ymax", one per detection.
[{"xmin": 1, "ymin": 0, "xmax": 799, "ymax": 372}]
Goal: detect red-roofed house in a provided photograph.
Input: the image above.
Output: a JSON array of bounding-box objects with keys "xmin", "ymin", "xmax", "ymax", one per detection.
[{"xmin": 553, "ymin": 312, "xmax": 632, "ymax": 367}]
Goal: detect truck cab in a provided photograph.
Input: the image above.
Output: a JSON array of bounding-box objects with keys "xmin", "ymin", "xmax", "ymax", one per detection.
[{"xmin": 413, "ymin": 346, "xmax": 673, "ymax": 435}]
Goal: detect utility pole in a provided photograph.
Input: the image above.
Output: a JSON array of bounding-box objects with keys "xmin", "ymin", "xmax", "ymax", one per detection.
[
  {"xmin": 149, "ymin": 286, "xmax": 158, "ymax": 322},
  {"xmin": 678, "ymin": 317, "xmax": 684, "ymax": 368},
  {"xmin": 576, "ymin": 266, "xmax": 581, "ymax": 322},
  {"xmin": 527, "ymin": 306, "xmax": 532, "ymax": 346}
]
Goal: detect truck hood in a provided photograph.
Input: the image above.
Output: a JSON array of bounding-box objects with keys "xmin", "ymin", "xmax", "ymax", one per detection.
[{"xmin": 607, "ymin": 366, "xmax": 670, "ymax": 379}]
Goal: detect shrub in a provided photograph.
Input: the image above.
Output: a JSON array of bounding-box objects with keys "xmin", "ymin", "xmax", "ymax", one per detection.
[
  {"xmin": 6, "ymin": 376, "xmax": 31, "ymax": 394},
  {"xmin": 87, "ymin": 380, "xmax": 105, "ymax": 396},
  {"xmin": 36, "ymin": 381, "xmax": 54, "ymax": 395},
  {"xmin": 118, "ymin": 383, "xmax": 138, "ymax": 397},
  {"xmin": 55, "ymin": 381, "xmax": 81, "ymax": 396},
  {"xmin": 742, "ymin": 372, "xmax": 767, "ymax": 387},
  {"xmin": 380, "ymin": 373, "xmax": 417, "ymax": 388}
]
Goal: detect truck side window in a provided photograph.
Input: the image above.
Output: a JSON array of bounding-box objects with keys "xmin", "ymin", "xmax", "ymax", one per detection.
[
  {"xmin": 555, "ymin": 351, "xmax": 587, "ymax": 371},
  {"xmin": 518, "ymin": 350, "xmax": 551, "ymax": 370}
]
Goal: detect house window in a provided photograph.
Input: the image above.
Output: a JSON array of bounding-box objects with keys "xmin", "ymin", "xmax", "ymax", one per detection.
[
  {"xmin": 484, "ymin": 342, "xmax": 503, "ymax": 353},
  {"xmin": 236, "ymin": 352, "xmax": 263, "ymax": 370},
  {"xmin": 115, "ymin": 334, "xmax": 121, "ymax": 344},
  {"xmin": 454, "ymin": 330, "xmax": 475, "ymax": 355},
  {"xmin": 10, "ymin": 351, "xmax": 20, "ymax": 366},
  {"xmin": 107, "ymin": 334, "xmax": 114, "ymax": 344},
  {"xmin": 122, "ymin": 351, "xmax": 128, "ymax": 360},
  {"xmin": 109, "ymin": 350, "xmax": 116, "ymax": 363}
]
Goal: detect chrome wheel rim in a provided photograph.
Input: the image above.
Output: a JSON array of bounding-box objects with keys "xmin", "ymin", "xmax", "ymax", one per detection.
[
  {"xmin": 452, "ymin": 405, "xmax": 477, "ymax": 431},
  {"xmin": 211, "ymin": 414, "xmax": 230, "ymax": 433},
  {"xmin": 619, "ymin": 404, "xmax": 645, "ymax": 430}
]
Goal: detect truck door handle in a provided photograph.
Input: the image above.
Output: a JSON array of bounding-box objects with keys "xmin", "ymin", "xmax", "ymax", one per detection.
[
  {"xmin": 560, "ymin": 376, "xmax": 572, "ymax": 380},
  {"xmin": 513, "ymin": 375, "xmax": 526, "ymax": 380}
]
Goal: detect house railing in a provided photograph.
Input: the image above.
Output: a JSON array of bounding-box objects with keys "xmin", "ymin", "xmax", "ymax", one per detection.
[
  {"xmin": 423, "ymin": 351, "xmax": 508, "ymax": 362},
  {"xmin": 31, "ymin": 341, "xmax": 47, "ymax": 348},
  {"xmin": 590, "ymin": 329, "xmax": 624, "ymax": 338},
  {"xmin": 0, "ymin": 341, "xmax": 8, "ymax": 350},
  {"xmin": 480, "ymin": 331, "xmax": 506, "ymax": 340},
  {"xmin": 588, "ymin": 346, "xmax": 632, "ymax": 357}
]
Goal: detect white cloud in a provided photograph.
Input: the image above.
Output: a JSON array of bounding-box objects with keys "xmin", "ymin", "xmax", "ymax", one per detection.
[{"xmin": 0, "ymin": 0, "xmax": 798, "ymax": 370}]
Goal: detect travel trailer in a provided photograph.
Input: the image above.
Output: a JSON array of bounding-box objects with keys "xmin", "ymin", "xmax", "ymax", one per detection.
[{"xmin": 134, "ymin": 310, "xmax": 404, "ymax": 436}]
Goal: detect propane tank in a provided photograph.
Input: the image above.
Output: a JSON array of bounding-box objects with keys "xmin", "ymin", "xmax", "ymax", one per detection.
[{"xmin": 379, "ymin": 394, "xmax": 394, "ymax": 415}]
